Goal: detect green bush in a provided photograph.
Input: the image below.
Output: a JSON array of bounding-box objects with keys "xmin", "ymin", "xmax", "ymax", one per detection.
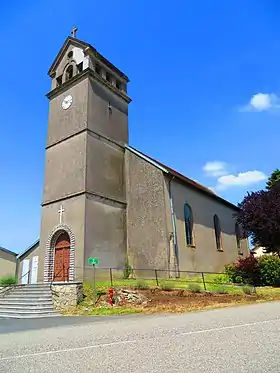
[
  {"xmin": 259, "ymin": 255, "xmax": 280, "ymax": 286},
  {"xmin": 0, "ymin": 276, "xmax": 16, "ymax": 286},
  {"xmin": 123, "ymin": 259, "xmax": 133, "ymax": 279},
  {"xmin": 214, "ymin": 285, "xmax": 229, "ymax": 294},
  {"xmin": 187, "ymin": 283, "xmax": 202, "ymax": 293},
  {"xmin": 242, "ymin": 286, "xmax": 255, "ymax": 295},
  {"xmin": 225, "ymin": 254, "xmax": 280, "ymax": 287},
  {"xmin": 134, "ymin": 280, "xmax": 149, "ymax": 290}
]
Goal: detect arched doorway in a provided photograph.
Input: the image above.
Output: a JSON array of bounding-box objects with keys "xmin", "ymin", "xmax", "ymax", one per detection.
[{"xmin": 53, "ymin": 232, "xmax": 70, "ymax": 282}]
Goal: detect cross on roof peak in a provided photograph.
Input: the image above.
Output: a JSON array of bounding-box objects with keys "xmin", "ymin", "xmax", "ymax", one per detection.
[{"xmin": 71, "ymin": 26, "xmax": 78, "ymax": 38}]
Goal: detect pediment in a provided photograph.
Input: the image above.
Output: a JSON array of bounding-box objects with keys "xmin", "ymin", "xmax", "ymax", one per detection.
[{"xmin": 48, "ymin": 36, "xmax": 91, "ymax": 77}]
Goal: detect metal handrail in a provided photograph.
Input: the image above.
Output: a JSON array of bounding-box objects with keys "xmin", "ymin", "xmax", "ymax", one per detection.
[{"xmin": 0, "ymin": 270, "xmax": 31, "ymax": 297}]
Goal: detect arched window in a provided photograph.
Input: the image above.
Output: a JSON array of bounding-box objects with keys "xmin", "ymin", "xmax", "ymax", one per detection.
[
  {"xmin": 235, "ymin": 222, "xmax": 242, "ymax": 253},
  {"xmin": 65, "ymin": 65, "xmax": 74, "ymax": 81},
  {"xmin": 213, "ymin": 214, "xmax": 222, "ymax": 250},
  {"xmin": 184, "ymin": 203, "xmax": 194, "ymax": 246}
]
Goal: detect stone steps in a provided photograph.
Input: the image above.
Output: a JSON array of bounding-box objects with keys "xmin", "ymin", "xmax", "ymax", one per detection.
[{"xmin": 0, "ymin": 284, "xmax": 60, "ymax": 319}]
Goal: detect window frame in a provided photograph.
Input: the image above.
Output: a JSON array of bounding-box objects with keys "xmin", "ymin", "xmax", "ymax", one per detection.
[
  {"xmin": 213, "ymin": 214, "xmax": 223, "ymax": 251},
  {"xmin": 184, "ymin": 203, "xmax": 194, "ymax": 247},
  {"xmin": 235, "ymin": 222, "xmax": 243, "ymax": 254}
]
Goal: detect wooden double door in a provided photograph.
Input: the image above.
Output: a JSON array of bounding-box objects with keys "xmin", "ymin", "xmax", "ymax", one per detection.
[{"xmin": 53, "ymin": 232, "xmax": 70, "ymax": 282}]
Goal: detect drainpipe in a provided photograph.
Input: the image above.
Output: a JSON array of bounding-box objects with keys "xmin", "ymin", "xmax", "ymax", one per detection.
[{"xmin": 168, "ymin": 176, "xmax": 179, "ymax": 277}]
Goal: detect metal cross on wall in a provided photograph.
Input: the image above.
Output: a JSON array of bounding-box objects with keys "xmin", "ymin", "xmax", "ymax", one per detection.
[{"xmin": 58, "ymin": 205, "xmax": 65, "ymax": 225}]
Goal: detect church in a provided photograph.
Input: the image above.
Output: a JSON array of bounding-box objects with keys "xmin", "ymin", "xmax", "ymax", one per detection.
[{"xmin": 13, "ymin": 29, "xmax": 248, "ymax": 284}]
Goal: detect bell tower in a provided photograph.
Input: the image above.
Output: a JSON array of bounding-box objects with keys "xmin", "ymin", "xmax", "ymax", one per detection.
[{"xmin": 38, "ymin": 28, "xmax": 131, "ymax": 282}]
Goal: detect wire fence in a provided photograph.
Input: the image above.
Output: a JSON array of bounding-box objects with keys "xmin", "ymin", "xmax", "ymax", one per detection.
[{"xmin": 74, "ymin": 266, "xmax": 247, "ymax": 292}]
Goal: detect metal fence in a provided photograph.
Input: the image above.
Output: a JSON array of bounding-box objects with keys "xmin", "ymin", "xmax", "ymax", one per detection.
[{"xmin": 74, "ymin": 266, "xmax": 243, "ymax": 291}]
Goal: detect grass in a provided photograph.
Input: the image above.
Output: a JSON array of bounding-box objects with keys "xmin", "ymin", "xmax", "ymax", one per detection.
[
  {"xmin": 0, "ymin": 276, "xmax": 16, "ymax": 286},
  {"xmin": 88, "ymin": 275, "xmax": 245, "ymax": 295},
  {"xmin": 187, "ymin": 283, "xmax": 202, "ymax": 293},
  {"xmin": 81, "ymin": 307, "xmax": 141, "ymax": 316}
]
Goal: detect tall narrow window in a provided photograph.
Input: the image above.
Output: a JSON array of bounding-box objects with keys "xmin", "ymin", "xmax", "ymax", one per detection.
[
  {"xmin": 214, "ymin": 214, "xmax": 222, "ymax": 250},
  {"xmin": 235, "ymin": 222, "xmax": 242, "ymax": 253},
  {"xmin": 65, "ymin": 65, "xmax": 73, "ymax": 81},
  {"xmin": 184, "ymin": 203, "xmax": 193, "ymax": 246}
]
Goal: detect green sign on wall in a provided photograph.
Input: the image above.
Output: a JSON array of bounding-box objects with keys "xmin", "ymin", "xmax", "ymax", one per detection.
[{"xmin": 88, "ymin": 257, "xmax": 99, "ymax": 265}]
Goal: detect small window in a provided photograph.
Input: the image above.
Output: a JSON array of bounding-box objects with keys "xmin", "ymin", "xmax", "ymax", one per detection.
[
  {"xmin": 214, "ymin": 215, "xmax": 222, "ymax": 250},
  {"xmin": 106, "ymin": 72, "xmax": 112, "ymax": 83},
  {"xmin": 65, "ymin": 65, "xmax": 73, "ymax": 81},
  {"xmin": 95, "ymin": 63, "xmax": 101, "ymax": 75},
  {"xmin": 184, "ymin": 203, "xmax": 194, "ymax": 246},
  {"xmin": 235, "ymin": 222, "xmax": 242, "ymax": 253},
  {"xmin": 116, "ymin": 80, "xmax": 121, "ymax": 89},
  {"xmin": 67, "ymin": 51, "xmax": 73, "ymax": 59},
  {"xmin": 56, "ymin": 75, "xmax": 62, "ymax": 87},
  {"xmin": 77, "ymin": 62, "xmax": 83, "ymax": 73}
]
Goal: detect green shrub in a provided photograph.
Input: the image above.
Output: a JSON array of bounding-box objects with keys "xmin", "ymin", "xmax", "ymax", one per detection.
[
  {"xmin": 123, "ymin": 259, "xmax": 133, "ymax": 279},
  {"xmin": 187, "ymin": 283, "xmax": 202, "ymax": 293},
  {"xmin": 160, "ymin": 281, "xmax": 174, "ymax": 291},
  {"xmin": 134, "ymin": 280, "xmax": 149, "ymax": 290},
  {"xmin": 259, "ymin": 255, "xmax": 280, "ymax": 286},
  {"xmin": 0, "ymin": 276, "xmax": 16, "ymax": 286},
  {"xmin": 214, "ymin": 285, "xmax": 229, "ymax": 294},
  {"xmin": 242, "ymin": 286, "xmax": 255, "ymax": 295}
]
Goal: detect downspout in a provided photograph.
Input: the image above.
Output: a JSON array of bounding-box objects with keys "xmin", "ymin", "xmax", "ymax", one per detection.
[{"xmin": 168, "ymin": 176, "xmax": 179, "ymax": 277}]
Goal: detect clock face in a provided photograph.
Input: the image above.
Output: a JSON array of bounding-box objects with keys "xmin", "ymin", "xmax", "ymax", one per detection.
[{"xmin": 62, "ymin": 95, "xmax": 73, "ymax": 110}]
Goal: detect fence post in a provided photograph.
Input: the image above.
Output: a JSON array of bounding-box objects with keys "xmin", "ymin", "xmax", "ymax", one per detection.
[
  {"xmin": 201, "ymin": 272, "xmax": 206, "ymax": 291},
  {"xmin": 155, "ymin": 269, "xmax": 159, "ymax": 286},
  {"xmin": 109, "ymin": 268, "xmax": 113, "ymax": 287}
]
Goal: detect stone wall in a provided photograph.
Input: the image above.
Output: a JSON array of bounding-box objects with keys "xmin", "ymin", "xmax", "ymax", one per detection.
[{"xmin": 51, "ymin": 282, "xmax": 83, "ymax": 311}]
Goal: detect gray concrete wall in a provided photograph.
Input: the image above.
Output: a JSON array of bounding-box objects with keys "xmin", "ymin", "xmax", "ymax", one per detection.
[
  {"xmin": 0, "ymin": 251, "xmax": 16, "ymax": 278},
  {"xmin": 84, "ymin": 193, "xmax": 126, "ymax": 280},
  {"xmin": 168, "ymin": 178, "xmax": 249, "ymax": 273},
  {"xmin": 86, "ymin": 133, "xmax": 125, "ymax": 201},
  {"xmin": 47, "ymin": 78, "xmax": 88, "ymax": 146},
  {"xmin": 42, "ymin": 132, "xmax": 86, "ymax": 204},
  {"xmin": 125, "ymin": 150, "xmax": 169, "ymax": 271},
  {"xmin": 38, "ymin": 195, "xmax": 86, "ymax": 282},
  {"xmin": 87, "ymin": 78, "xmax": 128, "ymax": 144}
]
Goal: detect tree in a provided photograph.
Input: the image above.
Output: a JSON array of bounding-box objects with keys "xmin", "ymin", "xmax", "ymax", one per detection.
[
  {"xmin": 266, "ymin": 168, "xmax": 280, "ymax": 190},
  {"xmin": 236, "ymin": 182, "xmax": 280, "ymax": 255}
]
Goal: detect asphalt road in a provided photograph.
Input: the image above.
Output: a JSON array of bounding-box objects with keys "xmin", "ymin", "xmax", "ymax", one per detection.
[{"xmin": 0, "ymin": 302, "xmax": 280, "ymax": 372}]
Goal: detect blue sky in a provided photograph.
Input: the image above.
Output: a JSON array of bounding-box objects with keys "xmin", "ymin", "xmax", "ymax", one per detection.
[{"xmin": 0, "ymin": 0, "xmax": 279, "ymax": 253}]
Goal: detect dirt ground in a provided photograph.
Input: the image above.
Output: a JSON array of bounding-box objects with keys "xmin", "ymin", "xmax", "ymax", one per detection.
[{"xmin": 99, "ymin": 288, "xmax": 258, "ymax": 312}]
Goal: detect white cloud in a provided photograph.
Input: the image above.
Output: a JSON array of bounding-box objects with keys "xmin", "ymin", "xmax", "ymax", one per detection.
[
  {"xmin": 216, "ymin": 170, "xmax": 267, "ymax": 191},
  {"xmin": 240, "ymin": 93, "xmax": 280, "ymax": 112},
  {"xmin": 202, "ymin": 161, "xmax": 228, "ymax": 177}
]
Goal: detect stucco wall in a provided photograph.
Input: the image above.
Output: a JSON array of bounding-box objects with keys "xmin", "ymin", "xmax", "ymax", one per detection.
[
  {"xmin": 168, "ymin": 178, "xmax": 249, "ymax": 273},
  {"xmin": 42, "ymin": 132, "xmax": 86, "ymax": 204},
  {"xmin": 87, "ymin": 78, "xmax": 128, "ymax": 144},
  {"xmin": 86, "ymin": 133, "xmax": 125, "ymax": 201},
  {"xmin": 84, "ymin": 194, "xmax": 126, "ymax": 280},
  {"xmin": 0, "ymin": 250, "xmax": 16, "ymax": 278},
  {"xmin": 47, "ymin": 78, "xmax": 88, "ymax": 146},
  {"xmin": 126, "ymin": 150, "xmax": 169, "ymax": 271}
]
